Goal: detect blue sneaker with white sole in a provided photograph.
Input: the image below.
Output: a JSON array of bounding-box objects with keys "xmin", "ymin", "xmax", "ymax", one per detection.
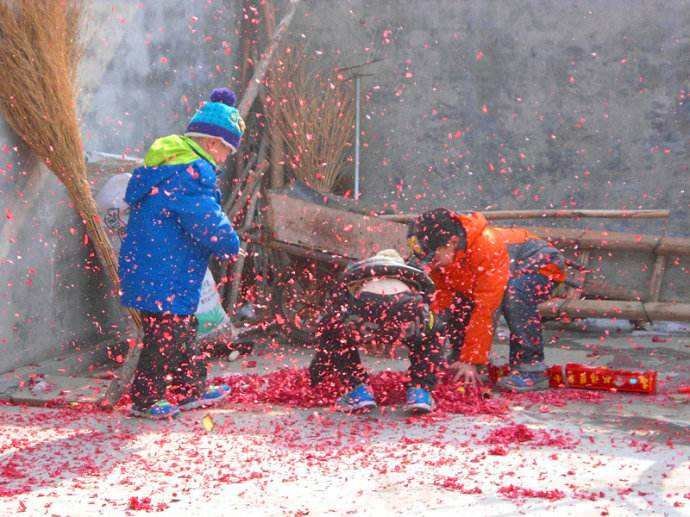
[
  {"xmin": 495, "ymin": 371, "xmax": 549, "ymax": 392},
  {"xmin": 179, "ymin": 384, "xmax": 232, "ymax": 411},
  {"xmin": 131, "ymin": 400, "xmax": 180, "ymax": 420},
  {"xmin": 405, "ymin": 387, "xmax": 435, "ymax": 413},
  {"xmin": 336, "ymin": 384, "xmax": 377, "ymax": 412}
]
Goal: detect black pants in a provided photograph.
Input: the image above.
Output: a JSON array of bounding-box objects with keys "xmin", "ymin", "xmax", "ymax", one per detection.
[
  {"xmin": 130, "ymin": 312, "xmax": 206, "ymax": 410},
  {"xmin": 309, "ymin": 291, "xmax": 442, "ymax": 391}
]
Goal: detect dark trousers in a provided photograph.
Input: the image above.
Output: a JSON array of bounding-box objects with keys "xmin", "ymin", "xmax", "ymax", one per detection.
[
  {"xmin": 309, "ymin": 291, "xmax": 442, "ymax": 391},
  {"xmin": 130, "ymin": 312, "xmax": 205, "ymax": 409},
  {"xmin": 446, "ymin": 273, "xmax": 554, "ymax": 370}
]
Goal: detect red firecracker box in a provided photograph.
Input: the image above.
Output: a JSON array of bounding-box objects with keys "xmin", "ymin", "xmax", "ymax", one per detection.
[
  {"xmin": 547, "ymin": 365, "xmax": 566, "ymax": 388},
  {"xmin": 564, "ymin": 363, "xmax": 657, "ymax": 394}
]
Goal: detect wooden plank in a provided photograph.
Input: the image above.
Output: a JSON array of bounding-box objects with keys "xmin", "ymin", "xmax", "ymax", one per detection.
[
  {"xmin": 10, "ymin": 375, "xmax": 112, "ymax": 406},
  {"xmin": 648, "ymin": 255, "xmax": 667, "ymax": 302},
  {"xmin": 265, "ymin": 191, "xmax": 407, "ymax": 260},
  {"xmin": 264, "ymin": 197, "xmax": 690, "ymax": 257},
  {"xmin": 539, "ymin": 299, "xmax": 690, "ymax": 322}
]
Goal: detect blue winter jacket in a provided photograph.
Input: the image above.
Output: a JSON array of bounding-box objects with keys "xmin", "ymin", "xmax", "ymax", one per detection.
[{"xmin": 118, "ymin": 135, "xmax": 240, "ymax": 315}]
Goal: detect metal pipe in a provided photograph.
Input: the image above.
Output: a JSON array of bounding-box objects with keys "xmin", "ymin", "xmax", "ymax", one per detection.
[{"xmin": 354, "ymin": 75, "xmax": 361, "ymax": 201}]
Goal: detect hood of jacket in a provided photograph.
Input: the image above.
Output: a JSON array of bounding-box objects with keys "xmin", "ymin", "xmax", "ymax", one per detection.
[
  {"xmin": 453, "ymin": 211, "xmax": 489, "ymax": 251},
  {"xmin": 124, "ymin": 135, "xmax": 216, "ymax": 206}
]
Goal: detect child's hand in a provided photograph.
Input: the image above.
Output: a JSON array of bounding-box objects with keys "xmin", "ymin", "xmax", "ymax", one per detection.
[{"xmin": 449, "ymin": 361, "xmax": 479, "ymax": 387}]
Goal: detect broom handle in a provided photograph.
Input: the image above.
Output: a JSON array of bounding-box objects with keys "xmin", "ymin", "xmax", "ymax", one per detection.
[{"xmin": 83, "ymin": 214, "xmax": 142, "ymax": 329}]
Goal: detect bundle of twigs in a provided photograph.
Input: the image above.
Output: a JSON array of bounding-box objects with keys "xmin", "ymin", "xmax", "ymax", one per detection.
[
  {"xmin": 0, "ymin": 0, "xmax": 140, "ymax": 327},
  {"xmin": 266, "ymin": 46, "xmax": 355, "ymax": 193}
]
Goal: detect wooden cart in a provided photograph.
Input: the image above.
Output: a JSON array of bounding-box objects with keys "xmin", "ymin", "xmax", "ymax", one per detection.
[{"xmin": 259, "ymin": 189, "xmax": 690, "ymax": 341}]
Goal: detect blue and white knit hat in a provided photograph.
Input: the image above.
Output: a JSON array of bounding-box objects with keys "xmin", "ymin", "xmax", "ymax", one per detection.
[{"xmin": 185, "ymin": 88, "xmax": 245, "ymax": 153}]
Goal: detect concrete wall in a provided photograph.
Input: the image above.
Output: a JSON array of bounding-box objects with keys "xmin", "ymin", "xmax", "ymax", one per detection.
[
  {"xmin": 2, "ymin": 0, "xmax": 689, "ymax": 372},
  {"xmin": 83, "ymin": 1, "xmax": 240, "ymax": 156},
  {"xmin": 291, "ymin": 0, "xmax": 689, "ymax": 236}
]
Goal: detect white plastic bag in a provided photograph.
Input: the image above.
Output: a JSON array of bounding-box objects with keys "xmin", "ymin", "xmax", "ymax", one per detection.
[{"xmin": 96, "ymin": 173, "xmax": 231, "ymax": 337}]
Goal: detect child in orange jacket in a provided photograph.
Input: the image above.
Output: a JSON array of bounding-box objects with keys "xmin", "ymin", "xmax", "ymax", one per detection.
[{"xmin": 407, "ymin": 208, "xmax": 565, "ymax": 392}]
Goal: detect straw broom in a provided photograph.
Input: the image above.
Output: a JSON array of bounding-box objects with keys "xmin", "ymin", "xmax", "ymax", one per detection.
[
  {"xmin": 266, "ymin": 47, "xmax": 355, "ymax": 193},
  {"xmin": 0, "ymin": 1, "xmax": 141, "ymax": 328}
]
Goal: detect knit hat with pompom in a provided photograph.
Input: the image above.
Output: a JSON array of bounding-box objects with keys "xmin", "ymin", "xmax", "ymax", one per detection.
[{"xmin": 186, "ymin": 88, "xmax": 245, "ymax": 153}]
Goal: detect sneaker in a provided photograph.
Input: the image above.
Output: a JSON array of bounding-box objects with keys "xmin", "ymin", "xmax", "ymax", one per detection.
[
  {"xmin": 131, "ymin": 400, "xmax": 180, "ymax": 420},
  {"xmin": 336, "ymin": 384, "xmax": 377, "ymax": 412},
  {"xmin": 405, "ymin": 387, "xmax": 435, "ymax": 413},
  {"xmin": 495, "ymin": 371, "xmax": 549, "ymax": 392},
  {"xmin": 179, "ymin": 384, "xmax": 232, "ymax": 411}
]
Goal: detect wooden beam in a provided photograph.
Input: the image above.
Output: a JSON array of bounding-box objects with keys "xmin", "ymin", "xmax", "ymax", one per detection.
[
  {"xmin": 380, "ymin": 209, "xmax": 671, "ymax": 223},
  {"xmin": 237, "ymin": 0, "xmax": 301, "ymax": 118},
  {"xmin": 524, "ymin": 226, "xmax": 690, "ymax": 256},
  {"xmin": 227, "ymin": 184, "xmax": 263, "ymax": 313},
  {"xmin": 648, "ymin": 255, "xmax": 667, "ymax": 302},
  {"xmin": 486, "ymin": 209, "xmax": 670, "ymax": 220},
  {"xmin": 259, "ymin": 0, "xmax": 285, "ymax": 190},
  {"xmin": 223, "ymin": 133, "xmax": 269, "ymax": 215}
]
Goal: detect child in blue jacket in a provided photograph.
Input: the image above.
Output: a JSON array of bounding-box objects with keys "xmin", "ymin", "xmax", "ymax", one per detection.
[{"xmin": 119, "ymin": 88, "xmax": 244, "ymax": 419}]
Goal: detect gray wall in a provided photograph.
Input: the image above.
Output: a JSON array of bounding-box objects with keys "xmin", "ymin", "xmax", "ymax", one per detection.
[
  {"xmin": 2, "ymin": 0, "xmax": 689, "ymax": 372},
  {"xmin": 293, "ymin": 0, "xmax": 689, "ymax": 236},
  {"xmin": 84, "ymin": 1, "xmax": 240, "ymax": 155}
]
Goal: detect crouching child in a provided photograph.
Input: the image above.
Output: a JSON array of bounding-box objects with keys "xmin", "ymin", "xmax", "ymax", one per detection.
[
  {"xmin": 309, "ymin": 250, "xmax": 442, "ymax": 413},
  {"xmin": 119, "ymin": 88, "xmax": 245, "ymax": 419},
  {"xmin": 407, "ymin": 208, "xmax": 566, "ymax": 392}
]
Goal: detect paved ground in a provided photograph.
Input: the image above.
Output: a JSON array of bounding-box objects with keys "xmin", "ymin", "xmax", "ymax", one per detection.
[{"xmin": 0, "ymin": 326, "xmax": 688, "ymax": 516}]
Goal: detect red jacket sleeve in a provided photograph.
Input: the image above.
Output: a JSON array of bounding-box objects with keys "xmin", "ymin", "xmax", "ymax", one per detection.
[{"xmin": 459, "ymin": 239, "xmax": 510, "ymax": 365}]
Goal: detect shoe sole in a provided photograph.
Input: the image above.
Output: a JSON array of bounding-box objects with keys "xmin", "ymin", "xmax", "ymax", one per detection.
[
  {"xmin": 495, "ymin": 380, "xmax": 550, "ymax": 393},
  {"xmin": 335, "ymin": 400, "xmax": 377, "ymax": 413},
  {"xmin": 179, "ymin": 389, "xmax": 231, "ymax": 411},
  {"xmin": 405, "ymin": 402, "xmax": 434, "ymax": 414},
  {"xmin": 130, "ymin": 408, "xmax": 180, "ymax": 420}
]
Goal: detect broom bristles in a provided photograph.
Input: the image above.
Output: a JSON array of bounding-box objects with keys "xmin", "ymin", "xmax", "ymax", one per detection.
[
  {"xmin": 0, "ymin": 1, "xmax": 140, "ymax": 328},
  {"xmin": 266, "ymin": 46, "xmax": 355, "ymax": 193},
  {"xmin": 0, "ymin": 0, "xmax": 83, "ymax": 185}
]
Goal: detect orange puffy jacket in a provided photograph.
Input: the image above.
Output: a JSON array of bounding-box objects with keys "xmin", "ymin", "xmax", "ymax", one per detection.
[{"xmin": 429, "ymin": 212, "xmax": 565, "ymax": 365}]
